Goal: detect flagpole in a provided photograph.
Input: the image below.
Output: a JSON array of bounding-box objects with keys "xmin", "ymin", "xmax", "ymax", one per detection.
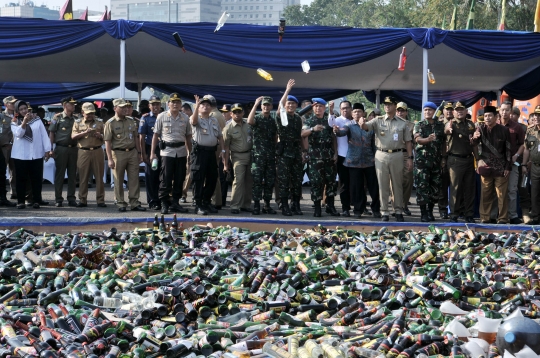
[
  {"xmin": 422, "ymin": 48, "xmax": 428, "ymax": 119},
  {"xmin": 120, "ymin": 40, "xmax": 126, "ymax": 98}
]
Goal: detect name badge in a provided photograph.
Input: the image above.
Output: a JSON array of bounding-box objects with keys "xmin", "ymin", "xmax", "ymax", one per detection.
[
  {"xmin": 129, "ymin": 133, "xmax": 133, "ymax": 140},
  {"xmin": 393, "ymin": 133, "xmax": 398, "ymax": 141}
]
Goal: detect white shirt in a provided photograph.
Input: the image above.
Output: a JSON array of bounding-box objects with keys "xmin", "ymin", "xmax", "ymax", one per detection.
[
  {"xmin": 11, "ymin": 119, "xmax": 51, "ymax": 160},
  {"xmin": 333, "ymin": 115, "xmax": 352, "ymax": 157}
]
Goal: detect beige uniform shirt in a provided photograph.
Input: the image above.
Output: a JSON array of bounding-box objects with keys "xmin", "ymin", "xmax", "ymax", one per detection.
[
  {"xmin": 191, "ymin": 116, "xmax": 221, "ymax": 147},
  {"xmin": 365, "ymin": 115, "xmax": 412, "ymax": 151},
  {"xmin": 104, "ymin": 116, "xmax": 138, "ymax": 150},
  {"xmin": 223, "ymin": 119, "xmax": 252, "ymax": 153},
  {"xmin": 154, "ymin": 111, "xmax": 192, "ymax": 158},
  {"xmin": 0, "ymin": 111, "xmax": 13, "ymax": 146},
  {"xmin": 72, "ymin": 119, "xmax": 104, "ymax": 148}
]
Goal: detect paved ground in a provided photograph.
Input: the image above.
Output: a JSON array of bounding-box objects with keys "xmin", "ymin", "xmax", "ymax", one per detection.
[{"xmin": 0, "ymin": 180, "xmax": 429, "ymax": 222}]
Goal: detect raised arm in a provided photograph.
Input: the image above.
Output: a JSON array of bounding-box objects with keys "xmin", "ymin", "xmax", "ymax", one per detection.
[{"xmin": 247, "ymin": 97, "xmax": 263, "ymax": 125}]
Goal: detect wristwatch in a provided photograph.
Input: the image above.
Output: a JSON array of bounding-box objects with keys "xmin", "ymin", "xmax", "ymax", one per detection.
[
  {"xmin": 221, "ymin": 149, "xmax": 226, "ymax": 153},
  {"xmin": 310, "ymin": 127, "xmax": 314, "ymax": 132},
  {"xmin": 408, "ymin": 156, "xmax": 413, "ymax": 159}
]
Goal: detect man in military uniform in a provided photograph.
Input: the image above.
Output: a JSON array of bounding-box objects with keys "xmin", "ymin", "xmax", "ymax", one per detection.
[
  {"xmin": 139, "ymin": 95, "xmax": 162, "ymax": 210},
  {"xmin": 71, "ymin": 102, "xmax": 106, "ymax": 208},
  {"xmin": 222, "ymin": 103, "xmax": 253, "ymax": 214},
  {"xmin": 247, "ymin": 96, "xmax": 277, "ymax": 215},
  {"xmin": 444, "ymin": 101, "xmax": 477, "ymax": 223},
  {"xmin": 104, "ymin": 98, "xmax": 146, "ymax": 212},
  {"xmin": 189, "ymin": 95, "xmax": 225, "ymax": 215},
  {"xmin": 438, "ymin": 102, "xmax": 454, "ymax": 219},
  {"xmin": 360, "ymin": 96, "xmax": 413, "ymax": 222},
  {"xmin": 1, "ymin": 96, "xmax": 17, "ymax": 200},
  {"xmin": 413, "ymin": 102, "xmax": 446, "ymax": 222},
  {"xmin": 218, "ymin": 104, "xmax": 232, "ymax": 206},
  {"xmin": 276, "ymin": 79, "xmax": 303, "ymax": 216},
  {"xmin": 522, "ymin": 109, "xmax": 540, "ymax": 224},
  {"xmin": 301, "ymin": 98, "xmax": 339, "ymax": 217},
  {"xmin": 395, "ymin": 102, "xmax": 414, "ymax": 216},
  {"xmin": 150, "ymin": 93, "xmax": 191, "ymax": 215},
  {"xmin": 49, "ymin": 97, "xmax": 79, "ymax": 207}
]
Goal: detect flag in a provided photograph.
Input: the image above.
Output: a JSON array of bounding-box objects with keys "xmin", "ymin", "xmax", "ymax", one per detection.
[
  {"xmin": 498, "ymin": 0, "xmax": 507, "ymax": 30},
  {"xmin": 466, "ymin": 0, "xmax": 476, "ymax": 29},
  {"xmin": 59, "ymin": 0, "xmax": 73, "ymax": 20},
  {"xmin": 108, "ymin": 11, "xmax": 112, "ymax": 20},
  {"xmin": 449, "ymin": 5, "xmax": 457, "ymax": 30},
  {"xmin": 535, "ymin": 0, "xmax": 540, "ymax": 32},
  {"xmin": 79, "ymin": 7, "xmax": 88, "ymax": 21},
  {"xmin": 99, "ymin": 6, "xmax": 108, "ymax": 21}
]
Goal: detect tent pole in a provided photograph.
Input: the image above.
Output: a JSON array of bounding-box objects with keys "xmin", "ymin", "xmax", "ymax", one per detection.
[
  {"xmin": 497, "ymin": 90, "xmax": 502, "ymax": 106},
  {"xmin": 120, "ymin": 40, "xmax": 126, "ymax": 98},
  {"xmin": 422, "ymin": 48, "xmax": 428, "ymax": 118},
  {"xmin": 375, "ymin": 90, "xmax": 380, "ymax": 109},
  {"xmin": 137, "ymin": 83, "xmax": 142, "ymax": 108}
]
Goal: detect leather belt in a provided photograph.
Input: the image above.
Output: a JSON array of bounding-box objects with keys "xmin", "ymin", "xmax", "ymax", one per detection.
[
  {"xmin": 232, "ymin": 151, "xmax": 250, "ymax": 154},
  {"xmin": 448, "ymin": 153, "xmax": 472, "ymax": 159},
  {"xmin": 377, "ymin": 148, "xmax": 404, "ymax": 153},
  {"xmin": 113, "ymin": 147, "xmax": 136, "ymax": 152},
  {"xmin": 164, "ymin": 142, "xmax": 185, "ymax": 148},
  {"xmin": 79, "ymin": 146, "xmax": 101, "ymax": 151},
  {"xmin": 56, "ymin": 143, "xmax": 75, "ymax": 148},
  {"xmin": 533, "ymin": 163, "xmax": 540, "ymax": 166},
  {"xmin": 198, "ymin": 145, "xmax": 217, "ymax": 151}
]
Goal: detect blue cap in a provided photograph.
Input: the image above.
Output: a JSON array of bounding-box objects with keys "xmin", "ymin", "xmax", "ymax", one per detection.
[
  {"xmin": 311, "ymin": 98, "xmax": 327, "ymax": 106},
  {"xmin": 287, "ymin": 95, "xmax": 298, "ymax": 104},
  {"xmin": 423, "ymin": 101, "xmax": 437, "ymax": 110},
  {"xmin": 505, "ymin": 332, "xmax": 516, "ymax": 343}
]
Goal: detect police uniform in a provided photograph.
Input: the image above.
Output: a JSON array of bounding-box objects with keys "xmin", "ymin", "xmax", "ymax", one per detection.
[
  {"xmin": 139, "ymin": 96, "xmax": 161, "ymax": 209},
  {"xmin": 191, "ymin": 96, "xmax": 222, "ymax": 214},
  {"xmin": 72, "ymin": 103, "xmax": 105, "ymax": 207},
  {"xmin": 250, "ymin": 98, "xmax": 277, "ymax": 214},
  {"xmin": 154, "ymin": 96, "xmax": 191, "ymax": 214},
  {"xmin": 104, "ymin": 98, "xmax": 144, "ymax": 211},
  {"xmin": 302, "ymin": 98, "xmax": 338, "ymax": 217},
  {"xmin": 223, "ymin": 104, "xmax": 253, "ymax": 213},
  {"xmin": 413, "ymin": 102, "xmax": 446, "ymax": 222},
  {"xmin": 276, "ymin": 96, "xmax": 303, "ymax": 216},
  {"xmin": 437, "ymin": 102, "xmax": 454, "ymax": 219},
  {"xmin": 364, "ymin": 96, "xmax": 412, "ymax": 220},
  {"xmin": 524, "ymin": 125, "xmax": 540, "ymax": 223},
  {"xmin": 210, "ymin": 99, "xmax": 226, "ymax": 208},
  {"xmin": 48, "ymin": 97, "xmax": 79, "ymax": 206},
  {"xmin": 446, "ymin": 101, "xmax": 476, "ymax": 221}
]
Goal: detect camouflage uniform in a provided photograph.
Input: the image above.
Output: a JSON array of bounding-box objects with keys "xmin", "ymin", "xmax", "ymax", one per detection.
[
  {"xmin": 303, "ymin": 112, "xmax": 337, "ymax": 201},
  {"xmin": 251, "ymin": 112, "xmax": 277, "ymax": 202},
  {"xmin": 413, "ymin": 119, "xmax": 446, "ymax": 205},
  {"xmin": 276, "ymin": 111, "xmax": 303, "ymax": 201}
]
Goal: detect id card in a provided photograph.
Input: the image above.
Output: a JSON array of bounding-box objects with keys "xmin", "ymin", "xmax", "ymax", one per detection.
[{"xmin": 393, "ymin": 133, "xmax": 399, "ymax": 141}]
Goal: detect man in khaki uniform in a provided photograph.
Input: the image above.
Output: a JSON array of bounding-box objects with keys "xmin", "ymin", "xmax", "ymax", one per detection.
[
  {"xmin": 49, "ymin": 97, "xmax": 79, "ymax": 207},
  {"xmin": 1, "ymin": 96, "xmax": 17, "ymax": 199},
  {"xmin": 104, "ymin": 98, "xmax": 145, "ymax": 212},
  {"xmin": 360, "ymin": 96, "xmax": 413, "ymax": 222},
  {"xmin": 522, "ymin": 109, "xmax": 540, "ymax": 224},
  {"xmin": 71, "ymin": 102, "xmax": 106, "ymax": 208},
  {"xmin": 207, "ymin": 94, "xmax": 227, "ymax": 210},
  {"xmin": 223, "ymin": 103, "xmax": 253, "ymax": 214},
  {"xmin": 438, "ymin": 102, "xmax": 454, "ymax": 219},
  {"xmin": 395, "ymin": 102, "xmax": 414, "ymax": 216}
]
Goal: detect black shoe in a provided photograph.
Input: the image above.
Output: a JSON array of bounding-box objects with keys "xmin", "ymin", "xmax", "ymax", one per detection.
[
  {"xmin": 132, "ymin": 205, "xmax": 146, "ymax": 211},
  {"xmin": 510, "ymin": 217, "xmax": 523, "ymax": 224},
  {"xmin": 439, "ymin": 211, "xmax": 449, "ymax": 219},
  {"xmin": 281, "ymin": 200, "xmax": 292, "ymax": 216},
  {"xmin": 68, "ymin": 201, "xmax": 77, "ymax": 207},
  {"xmin": 76, "ymin": 202, "xmax": 87, "ymax": 208},
  {"xmin": 97, "ymin": 203, "xmax": 107, "ymax": 208},
  {"xmin": 170, "ymin": 203, "xmax": 188, "ymax": 213},
  {"xmin": 196, "ymin": 206, "xmax": 208, "ymax": 215},
  {"xmin": 231, "ymin": 209, "xmax": 240, "ymax": 214},
  {"xmin": 291, "ymin": 201, "xmax": 303, "ymax": 215},
  {"xmin": 450, "ymin": 216, "xmax": 458, "ymax": 222},
  {"xmin": 313, "ymin": 201, "xmax": 322, "ymax": 217},
  {"xmin": 10, "ymin": 194, "xmax": 16, "ymax": 200},
  {"xmin": 0, "ymin": 199, "xmax": 15, "ymax": 207},
  {"xmin": 391, "ymin": 213, "xmax": 396, "ymax": 217},
  {"xmin": 17, "ymin": 203, "xmax": 25, "ymax": 209},
  {"xmin": 252, "ymin": 202, "xmax": 260, "ymax": 215},
  {"xmin": 32, "ymin": 203, "xmax": 40, "ymax": 209},
  {"xmin": 341, "ymin": 210, "xmax": 350, "ymax": 217},
  {"xmin": 262, "ymin": 202, "xmax": 276, "ymax": 214},
  {"xmin": 204, "ymin": 203, "xmax": 218, "ymax": 214},
  {"xmin": 465, "ymin": 216, "xmax": 476, "ymax": 223},
  {"xmin": 497, "ymin": 220, "xmax": 508, "ymax": 225},
  {"xmin": 215, "ymin": 206, "xmax": 222, "ymax": 209},
  {"xmin": 37, "ymin": 200, "xmax": 49, "ymax": 206},
  {"xmin": 118, "ymin": 207, "xmax": 127, "ymax": 212},
  {"xmin": 325, "ymin": 206, "xmax": 340, "ymax": 216},
  {"xmin": 373, "ymin": 212, "xmax": 382, "ymax": 218},
  {"xmin": 354, "ymin": 213, "xmax": 362, "ymax": 219},
  {"xmin": 420, "ymin": 205, "xmax": 430, "ymax": 222},
  {"xmin": 161, "ymin": 203, "xmax": 169, "ymax": 214},
  {"xmin": 396, "ymin": 214, "xmax": 404, "ymax": 222},
  {"xmin": 527, "ymin": 219, "xmax": 540, "ymax": 225},
  {"xmin": 427, "ymin": 204, "xmax": 435, "ymax": 221},
  {"xmin": 55, "ymin": 202, "xmax": 63, "ymax": 207},
  {"xmin": 240, "ymin": 207, "xmax": 252, "ymax": 212},
  {"xmin": 180, "ymin": 197, "xmax": 187, "ymax": 203},
  {"xmin": 363, "ymin": 209, "xmax": 372, "ymax": 216},
  {"xmin": 403, "ymin": 207, "xmax": 412, "ymax": 216},
  {"xmin": 381, "ymin": 215, "xmax": 389, "ymax": 222}
]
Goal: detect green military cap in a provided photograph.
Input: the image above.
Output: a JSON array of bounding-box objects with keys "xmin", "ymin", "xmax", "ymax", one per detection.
[
  {"xmin": 169, "ymin": 93, "xmax": 182, "ymax": 102},
  {"xmin": 262, "ymin": 97, "xmax": 273, "ymax": 105},
  {"xmin": 444, "ymin": 102, "xmax": 454, "ymax": 109},
  {"xmin": 454, "ymin": 101, "xmax": 466, "ymax": 109}
]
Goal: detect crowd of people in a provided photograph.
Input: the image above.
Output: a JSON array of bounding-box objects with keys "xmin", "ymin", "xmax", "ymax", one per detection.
[{"xmin": 1, "ymin": 78, "xmax": 539, "ymax": 224}]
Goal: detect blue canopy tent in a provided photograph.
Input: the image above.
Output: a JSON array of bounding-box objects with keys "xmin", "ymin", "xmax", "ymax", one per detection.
[{"xmin": 0, "ymin": 18, "xmax": 539, "ymax": 108}]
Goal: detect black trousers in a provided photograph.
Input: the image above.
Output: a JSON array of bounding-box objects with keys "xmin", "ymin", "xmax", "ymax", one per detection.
[
  {"xmin": 337, "ymin": 156, "xmax": 350, "ymax": 211},
  {"xmin": 159, "ymin": 155, "xmax": 187, "ymax": 203},
  {"xmin": 13, "ymin": 158, "xmax": 43, "ymax": 205},
  {"xmin": 191, "ymin": 148, "xmax": 218, "ymax": 204},
  {"xmin": 350, "ymin": 166, "xmax": 380, "ymax": 214},
  {"xmin": 145, "ymin": 144, "xmax": 161, "ymax": 206},
  {"xmin": 0, "ymin": 150, "xmax": 6, "ymax": 199}
]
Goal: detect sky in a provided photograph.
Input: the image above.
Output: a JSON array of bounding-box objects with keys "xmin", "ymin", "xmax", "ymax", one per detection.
[{"xmin": 31, "ymin": 0, "xmax": 312, "ymax": 11}]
